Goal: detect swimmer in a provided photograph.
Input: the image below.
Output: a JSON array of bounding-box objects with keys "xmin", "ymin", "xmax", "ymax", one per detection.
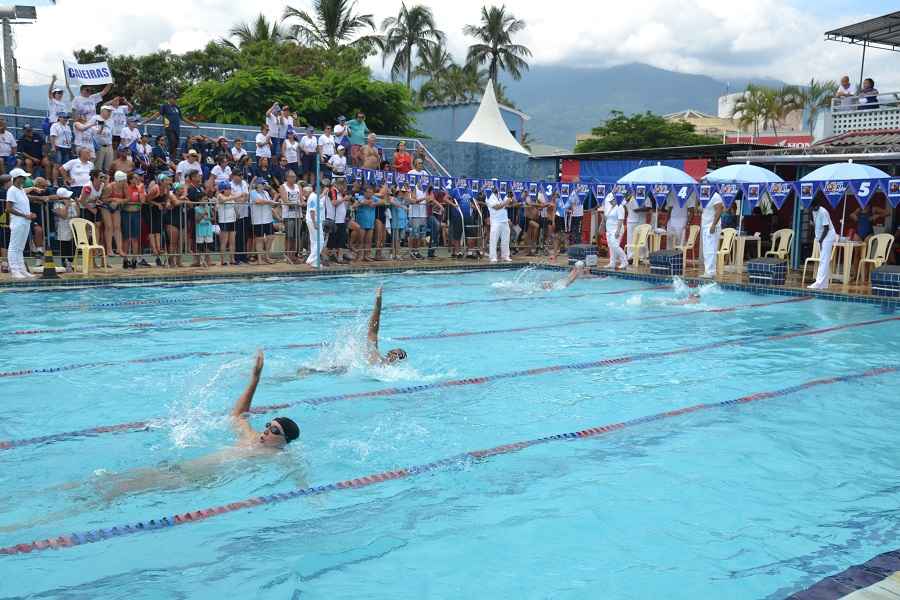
[
  {"xmin": 1, "ymin": 352, "xmax": 302, "ymax": 530},
  {"xmin": 666, "ymin": 291, "xmax": 701, "ymax": 305},
  {"xmin": 297, "ymin": 285, "xmax": 407, "ymax": 377},
  {"xmin": 541, "ymin": 261, "xmax": 597, "ymax": 289}
]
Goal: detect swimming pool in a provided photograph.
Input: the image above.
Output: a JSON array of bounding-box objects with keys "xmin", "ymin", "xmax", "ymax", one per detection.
[{"xmin": 2, "ymin": 267, "xmax": 900, "ymax": 599}]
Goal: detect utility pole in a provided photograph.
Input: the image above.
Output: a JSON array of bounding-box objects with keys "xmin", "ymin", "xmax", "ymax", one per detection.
[{"xmin": 0, "ymin": 5, "xmax": 39, "ymax": 108}]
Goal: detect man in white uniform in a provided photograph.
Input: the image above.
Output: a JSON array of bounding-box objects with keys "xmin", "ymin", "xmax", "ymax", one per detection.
[
  {"xmin": 700, "ymin": 190, "xmax": 725, "ymax": 278},
  {"xmin": 485, "ymin": 186, "xmax": 512, "ymax": 262},
  {"xmin": 625, "ymin": 193, "xmax": 648, "ymax": 261},
  {"xmin": 809, "ymin": 198, "xmax": 837, "ymax": 289},
  {"xmin": 305, "ymin": 185, "xmax": 325, "ymax": 266},
  {"xmin": 602, "ymin": 192, "xmax": 627, "ymax": 269},
  {"xmin": 5, "ymin": 168, "xmax": 36, "ymax": 278},
  {"xmin": 666, "ymin": 192, "xmax": 695, "ymax": 248}
]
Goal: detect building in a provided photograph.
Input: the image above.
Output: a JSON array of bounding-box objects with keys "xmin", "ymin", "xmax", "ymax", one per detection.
[{"xmin": 663, "ymin": 109, "xmax": 736, "ymax": 138}]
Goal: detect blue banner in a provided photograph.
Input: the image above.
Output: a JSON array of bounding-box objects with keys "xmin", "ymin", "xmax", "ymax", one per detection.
[
  {"xmin": 767, "ymin": 181, "xmax": 792, "ymax": 210},
  {"xmin": 716, "ymin": 183, "xmax": 740, "ymax": 208},
  {"xmin": 466, "ymin": 178, "xmax": 480, "ymax": 191},
  {"xmin": 560, "ymin": 183, "xmax": 571, "ymax": 197},
  {"xmin": 612, "ymin": 183, "xmax": 628, "ymax": 205},
  {"xmin": 576, "ymin": 183, "xmax": 590, "ymax": 201},
  {"xmin": 542, "ymin": 182, "xmax": 558, "ymax": 198},
  {"xmin": 888, "ymin": 178, "xmax": 900, "ymax": 207},
  {"xmin": 741, "ymin": 182, "xmax": 762, "ymax": 208},
  {"xmin": 650, "ymin": 183, "xmax": 670, "ymax": 206},
  {"xmin": 374, "ymin": 169, "xmax": 384, "ymax": 184},
  {"xmin": 820, "ymin": 180, "xmax": 849, "ymax": 208},
  {"xmin": 385, "ymin": 171, "xmax": 394, "ymax": 185},
  {"xmin": 527, "ymin": 181, "xmax": 538, "ymax": 197},
  {"xmin": 698, "ymin": 184, "xmax": 713, "ymax": 208},
  {"xmin": 442, "ymin": 176, "xmax": 453, "ymax": 190},
  {"xmin": 672, "ymin": 184, "xmax": 695, "ymax": 209},
  {"xmin": 849, "ymin": 179, "xmax": 880, "ymax": 208},
  {"xmin": 632, "ymin": 184, "xmax": 648, "ymax": 207},
  {"xmin": 511, "ymin": 180, "xmax": 525, "ymax": 200},
  {"xmin": 455, "ymin": 176, "xmax": 467, "ymax": 189},
  {"xmin": 797, "ymin": 181, "xmax": 816, "ymax": 208},
  {"xmin": 594, "ymin": 183, "xmax": 608, "ymax": 201}
]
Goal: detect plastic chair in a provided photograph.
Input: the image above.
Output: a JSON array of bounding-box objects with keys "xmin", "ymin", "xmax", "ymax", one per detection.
[
  {"xmin": 625, "ymin": 223, "xmax": 652, "ymax": 267},
  {"xmin": 764, "ymin": 228, "xmax": 794, "ymax": 261},
  {"xmin": 856, "ymin": 233, "xmax": 895, "ymax": 283},
  {"xmin": 715, "ymin": 228, "xmax": 737, "ymax": 274},
  {"xmin": 676, "ymin": 225, "xmax": 700, "ymax": 265},
  {"xmin": 70, "ymin": 218, "xmax": 107, "ymax": 274}
]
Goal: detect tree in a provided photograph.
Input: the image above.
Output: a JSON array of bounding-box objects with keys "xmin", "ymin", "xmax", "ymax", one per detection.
[
  {"xmin": 574, "ymin": 111, "xmax": 720, "ymax": 153},
  {"xmin": 419, "ymin": 63, "xmax": 486, "ymax": 104},
  {"xmin": 379, "ymin": 2, "xmax": 445, "ymax": 89},
  {"xmin": 796, "ymin": 78, "xmax": 837, "ymax": 133},
  {"xmin": 179, "ymin": 66, "xmax": 420, "ymax": 135},
  {"xmin": 282, "ymin": 0, "xmax": 378, "ymax": 52},
  {"xmin": 732, "ymin": 83, "xmax": 807, "ymax": 138},
  {"xmin": 464, "ymin": 5, "xmax": 531, "ymax": 86},
  {"xmin": 219, "ymin": 14, "xmax": 287, "ymax": 50},
  {"xmin": 731, "ymin": 85, "xmax": 766, "ymax": 138}
]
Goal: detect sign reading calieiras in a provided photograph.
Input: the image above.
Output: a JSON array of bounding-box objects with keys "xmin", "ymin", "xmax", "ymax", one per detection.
[{"xmin": 63, "ymin": 60, "xmax": 113, "ymax": 86}]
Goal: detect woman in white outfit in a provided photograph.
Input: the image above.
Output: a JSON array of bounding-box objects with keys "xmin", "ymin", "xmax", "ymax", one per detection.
[
  {"xmin": 700, "ymin": 191, "xmax": 724, "ymax": 277},
  {"xmin": 666, "ymin": 194, "xmax": 693, "ymax": 248},
  {"xmin": 602, "ymin": 192, "xmax": 627, "ymax": 269},
  {"xmin": 809, "ymin": 198, "xmax": 837, "ymax": 289},
  {"xmin": 305, "ymin": 185, "xmax": 324, "ymax": 266}
]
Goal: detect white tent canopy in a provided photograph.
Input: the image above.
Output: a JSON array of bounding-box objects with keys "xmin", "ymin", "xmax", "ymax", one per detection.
[{"xmin": 456, "ymin": 81, "xmax": 530, "ymax": 155}]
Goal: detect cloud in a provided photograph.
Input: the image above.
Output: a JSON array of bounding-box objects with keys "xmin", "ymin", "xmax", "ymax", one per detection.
[{"xmin": 12, "ymin": 0, "xmax": 900, "ymax": 92}]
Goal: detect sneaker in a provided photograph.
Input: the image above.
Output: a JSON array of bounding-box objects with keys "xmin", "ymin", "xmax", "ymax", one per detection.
[
  {"xmin": 138, "ymin": 258, "xmax": 151, "ymax": 268},
  {"xmin": 155, "ymin": 256, "xmax": 163, "ymax": 267},
  {"xmin": 123, "ymin": 260, "xmax": 130, "ymax": 269},
  {"xmin": 23, "ymin": 270, "xmax": 36, "ymax": 278},
  {"xmin": 427, "ymin": 250, "xmax": 435, "ymax": 258},
  {"xmin": 11, "ymin": 270, "xmax": 27, "ymax": 279},
  {"xmin": 503, "ymin": 258, "xmax": 513, "ymax": 263}
]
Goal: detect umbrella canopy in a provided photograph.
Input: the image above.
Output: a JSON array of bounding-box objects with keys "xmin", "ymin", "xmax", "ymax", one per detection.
[
  {"xmin": 706, "ymin": 163, "xmax": 783, "ymax": 183},
  {"xmin": 800, "ymin": 161, "xmax": 890, "ymax": 181},
  {"xmin": 617, "ymin": 163, "xmax": 696, "ymax": 184}
]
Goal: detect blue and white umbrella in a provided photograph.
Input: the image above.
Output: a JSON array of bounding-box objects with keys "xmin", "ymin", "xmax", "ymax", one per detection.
[
  {"xmin": 800, "ymin": 160, "xmax": 891, "ymax": 237},
  {"xmin": 706, "ymin": 162, "xmax": 783, "ymax": 231},
  {"xmin": 618, "ymin": 163, "xmax": 696, "ymax": 184}
]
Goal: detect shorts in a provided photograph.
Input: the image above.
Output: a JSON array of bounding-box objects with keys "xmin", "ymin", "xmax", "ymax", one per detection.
[
  {"xmin": 449, "ymin": 212, "xmax": 473, "ymax": 241},
  {"xmin": 554, "ymin": 216, "xmax": 565, "ymax": 232},
  {"xmin": 81, "ymin": 207, "xmax": 102, "ymax": 223},
  {"xmin": 121, "ymin": 210, "xmax": 141, "ymax": 239},
  {"xmin": 219, "ymin": 221, "xmax": 235, "ymax": 232},
  {"xmin": 54, "ymin": 147, "xmax": 73, "ymax": 165},
  {"xmin": 327, "ymin": 222, "xmax": 347, "ymax": 249},
  {"xmin": 409, "ymin": 217, "xmax": 428, "ymax": 238},
  {"xmin": 357, "ymin": 207, "xmax": 376, "ymax": 230},
  {"xmin": 301, "ymin": 153, "xmax": 316, "ymax": 175},
  {"xmin": 147, "ymin": 207, "xmax": 163, "ymax": 234},
  {"xmin": 253, "ymin": 223, "xmax": 274, "ymax": 237},
  {"xmin": 162, "ymin": 210, "xmax": 180, "ymax": 228},
  {"xmin": 283, "ymin": 218, "xmax": 300, "ymax": 240},
  {"xmin": 2, "ymin": 155, "xmax": 16, "ymax": 171},
  {"xmin": 196, "ymin": 234, "xmax": 213, "ymax": 244}
]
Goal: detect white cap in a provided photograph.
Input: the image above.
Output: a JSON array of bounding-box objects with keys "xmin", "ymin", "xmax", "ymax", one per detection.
[
  {"xmin": 51, "ymin": 87, "xmax": 63, "ymax": 94},
  {"xmin": 114, "ymin": 170, "xmax": 127, "ymax": 182},
  {"xmin": 56, "ymin": 187, "xmax": 74, "ymax": 198},
  {"xmin": 9, "ymin": 168, "xmax": 30, "ymax": 178},
  {"xmin": 100, "ymin": 105, "xmax": 114, "ymax": 112}
]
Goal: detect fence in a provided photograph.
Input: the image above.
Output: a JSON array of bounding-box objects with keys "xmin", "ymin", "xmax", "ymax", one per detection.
[{"xmin": 829, "ymin": 91, "xmax": 900, "ymax": 135}]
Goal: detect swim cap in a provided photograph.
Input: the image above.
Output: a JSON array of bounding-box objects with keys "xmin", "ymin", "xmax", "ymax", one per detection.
[{"xmin": 273, "ymin": 417, "xmax": 299, "ymax": 443}]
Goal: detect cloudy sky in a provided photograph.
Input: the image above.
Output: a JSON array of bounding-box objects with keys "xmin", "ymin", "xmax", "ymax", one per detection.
[{"xmin": 12, "ymin": 0, "xmax": 900, "ymax": 90}]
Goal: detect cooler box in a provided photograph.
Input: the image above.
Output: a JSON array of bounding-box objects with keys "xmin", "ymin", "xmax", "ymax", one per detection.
[
  {"xmin": 747, "ymin": 258, "xmax": 787, "ymax": 285},
  {"xmin": 649, "ymin": 250, "xmax": 683, "ymax": 276},
  {"xmin": 567, "ymin": 244, "xmax": 597, "ymax": 266},
  {"xmin": 871, "ymin": 265, "xmax": 900, "ymax": 297}
]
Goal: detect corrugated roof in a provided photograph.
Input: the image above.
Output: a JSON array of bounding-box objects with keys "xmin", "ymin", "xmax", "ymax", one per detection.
[
  {"xmin": 825, "ymin": 11, "xmax": 900, "ymax": 51},
  {"xmin": 815, "ymin": 129, "xmax": 900, "ymax": 148}
]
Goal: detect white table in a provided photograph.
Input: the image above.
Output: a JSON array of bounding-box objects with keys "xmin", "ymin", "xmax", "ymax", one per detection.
[
  {"xmin": 831, "ymin": 240, "xmax": 863, "ymax": 286},
  {"xmin": 732, "ymin": 235, "xmax": 762, "ymax": 273}
]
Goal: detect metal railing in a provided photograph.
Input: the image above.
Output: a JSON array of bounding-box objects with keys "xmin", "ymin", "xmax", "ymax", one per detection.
[{"xmin": 829, "ymin": 91, "xmax": 900, "ymax": 135}]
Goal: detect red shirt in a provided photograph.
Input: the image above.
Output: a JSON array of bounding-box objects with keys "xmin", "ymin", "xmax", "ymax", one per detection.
[{"xmin": 393, "ymin": 151, "xmax": 412, "ymax": 174}]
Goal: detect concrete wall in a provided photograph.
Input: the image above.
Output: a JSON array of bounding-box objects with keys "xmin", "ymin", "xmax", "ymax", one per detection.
[{"xmin": 414, "ymin": 104, "xmax": 525, "ymax": 142}]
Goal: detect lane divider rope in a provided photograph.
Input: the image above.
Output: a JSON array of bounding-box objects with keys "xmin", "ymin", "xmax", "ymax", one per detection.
[
  {"xmin": 9, "ymin": 286, "xmax": 663, "ymax": 338},
  {"xmin": 3, "ymin": 306, "xmax": 894, "ymax": 454},
  {"xmin": 0, "ymin": 296, "xmax": 810, "ymax": 380},
  {"xmin": 2, "ymin": 363, "xmax": 896, "ymax": 557}
]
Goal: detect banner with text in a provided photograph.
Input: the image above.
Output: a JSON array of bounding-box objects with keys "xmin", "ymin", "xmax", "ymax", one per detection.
[{"xmin": 63, "ymin": 60, "xmax": 114, "ymax": 86}]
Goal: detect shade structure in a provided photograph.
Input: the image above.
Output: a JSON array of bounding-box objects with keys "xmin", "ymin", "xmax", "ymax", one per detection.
[
  {"xmin": 705, "ymin": 163, "xmax": 783, "ymax": 184},
  {"xmin": 617, "ymin": 163, "xmax": 696, "ymax": 184},
  {"xmin": 799, "ymin": 161, "xmax": 890, "ymax": 182},
  {"xmin": 456, "ymin": 81, "xmax": 530, "ymax": 155}
]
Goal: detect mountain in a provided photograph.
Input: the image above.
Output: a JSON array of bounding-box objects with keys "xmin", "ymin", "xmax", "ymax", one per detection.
[
  {"xmin": 14, "ymin": 62, "xmax": 788, "ymax": 150},
  {"xmin": 501, "ymin": 62, "xmax": 788, "ymax": 149}
]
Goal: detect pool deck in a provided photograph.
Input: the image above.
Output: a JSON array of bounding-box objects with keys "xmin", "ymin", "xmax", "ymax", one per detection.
[
  {"xmin": 786, "ymin": 548, "xmax": 900, "ymax": 600},
  {"xmin": 1, "ymin": 254, "xmax": 896, "ymax": 306}
]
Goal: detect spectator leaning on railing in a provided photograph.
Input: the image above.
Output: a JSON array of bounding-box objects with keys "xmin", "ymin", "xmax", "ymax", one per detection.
[
  {"xmin": 858, "ymin": 78, "xmax": 879, "ymax": 110},
  {"xmin": 835, "ymin": 75, "xmax": 857, "ymax": 110}
]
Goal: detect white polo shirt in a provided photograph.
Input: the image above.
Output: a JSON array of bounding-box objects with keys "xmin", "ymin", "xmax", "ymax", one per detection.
[
  {"xmin": 327, "ymin": 153, "xmax": 346, "ymax": 175},
  {"xmin": 48, "ymin": 97, "xmax": 68, "ymax": 122},
  {"xmin": 250, "ymin": 189, "xmax": 273, "ymax": 224},
  {"xmin": 0, "ymin": 131, "xmax": 16, "ymax": 157},
  {"xmin": 231, "ymin": 180, "xmax": 250, "ymax": 218},
  {"xmin": 282, "ymin": 183, "xmax": 301, "ymax": 219},
  {"xmin": 231, "ymin": 146, "xmax": 247, "ymax": 162},
  {"xmin": 6, "ymin": 185, "xmax": 31, "ymax": 226},
  {"xmin": 50, "ymin": 122, "xmax": 73, "ymax": 149},
  {"xmin": 603, "ymin": 193, "xmax": 624, "ymax": 232},
  {"xmin": 176, "ymin": 159, "xmax": 202, "ymax": 181},
  {"xmin": 485, "ymin": 191, "xmax": 508, "ymax": 224},
  {"xmin": 62, "ymin": 158, "xmax": 94, "ymax": 186},
  {"xmin": 118, "ymin": 126, "xmax": 141, "ymax": 149},
  {"xmin": 300, "ymin": 135, "xmax": 318, "ymax": 154},
  {"xmin": 318, "ymin": 134, "xmax": 336, "ymax": 156},
  {"xmin": 814, "ymin": 206, "xmax": 837, "ymax": 242},
  {"xmin": 71, "ymin": 93, "xmax": 102, "ymax": 119},
  {"xmin": 255, "ymin": 133, "xmax": 271, "ymax": 158},
  {"xmin": 701, "ymin": 192, "xmax": 725, "ymax": 231}
]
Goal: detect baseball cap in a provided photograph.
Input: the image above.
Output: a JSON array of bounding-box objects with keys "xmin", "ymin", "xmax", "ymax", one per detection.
[
  {"xmin": 56, "ymin": 187, "xmax": 74, "ymax": 198},
  {"xmin": 255, "ymin": 177, "xmax": 269, "ymax": 185},
  {"xmin": 9, "ymin": 168, "xmax": 30, "ymax": 178},
  {"xmin": 23, "ymin": 123, "xmax": 32, "ymax": 129},
  {"xmin": 187, "ymin": 149, "xmax": 199, "ymax": 156},
  {"xmin": 51, "ymin": 87, "xmax": 63, "ymax": 94},
  {"xmin": 337, "ymin": 145, "xmax": 345, "ymax": 152},
  {"xmin": 100, "ymin": 105, "xmax": 114, "ymax": 112},
  {"xmin": 306, "ymin": 125, "xmax": 314, "ymax": 132},
  {"xmin": 58, "ymin": 112, "xmax": 69, "ymax": 119},
  {"xmin": 217, "ymin": 181, "xmax": 230, "ymax": 191},
  {"xmin": 338, "ymin": 116, "xmax": 346, "ymax": 122}
]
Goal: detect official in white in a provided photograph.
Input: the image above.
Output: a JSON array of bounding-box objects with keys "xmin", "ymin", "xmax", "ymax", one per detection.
[
  {"xmin": 5, "ymin": 168, "xmax": 36, "ymax": 278},
  {"xmin": 808, "ymin": 198, "xmax": 837, "ymax": 290},
  {"xmin": 305, "ymin": 185, "xmax": 325, "ymax": 266},
  {"xmin": 486, "ymin": 187, "xmax": 512, "ymax": 262},
  {"xmin": 602, "ymin": 192, "xmax": 627, "ymax": 269},
  {"xmin": 700, "ymin": 190, "xmax": 725, "ymax": 277},
  {"xmin": 666, "ymin": 192, "xmax": 694, "ymax": 247}
]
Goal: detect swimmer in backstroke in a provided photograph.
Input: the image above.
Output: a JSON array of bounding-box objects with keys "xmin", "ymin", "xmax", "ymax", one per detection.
[
  {"xmin": 297, "ymin": 285, "xmax": 407, "ymax": 377},
  {"xmin": 0, "ymin": 352, "xmax": 301, "ymax": 531},
  {"xmin": 541, "ymin": 261, "xmax": 599, "ymax": 290}
]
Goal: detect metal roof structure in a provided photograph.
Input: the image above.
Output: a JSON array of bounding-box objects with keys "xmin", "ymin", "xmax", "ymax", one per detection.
[{"xmin": 825, "ymin": 11, "xmax": 900, "ymax": 52}]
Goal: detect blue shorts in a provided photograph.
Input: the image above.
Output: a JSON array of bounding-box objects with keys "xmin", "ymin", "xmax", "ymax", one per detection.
[
  {"xmin": 2, "ymin": 156, "xmax": 16, "ymax": 170},
  {"xmin": 121, "ymin": 210, "xmax": 141, "ymax": 239},
  {"xmin": 409, "ymin": 217, "xmax": 428, "ymax": 238},
  {"xmin": 357, "ymin": 206, "xmax": 376, "ymax": 230}
]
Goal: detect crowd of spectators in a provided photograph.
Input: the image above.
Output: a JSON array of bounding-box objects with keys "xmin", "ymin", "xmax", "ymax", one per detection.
[{"xmin": 0, "ymin": 81, "xmax": 594, "ymax": 276}]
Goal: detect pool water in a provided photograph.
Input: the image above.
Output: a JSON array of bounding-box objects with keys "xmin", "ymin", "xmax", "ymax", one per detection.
[{"xmin": 2, "ymin": 268, "xmax": 900, "ymax": 599}]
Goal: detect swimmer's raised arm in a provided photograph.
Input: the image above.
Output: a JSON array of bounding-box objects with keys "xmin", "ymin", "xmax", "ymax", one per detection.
[
  {"xmin": 367, "ymin": 286, "xmax": 383, "ymax": 361},
  {"xmin": 231, "ymin": 350, "xmax": 264, "ymax": 437}
]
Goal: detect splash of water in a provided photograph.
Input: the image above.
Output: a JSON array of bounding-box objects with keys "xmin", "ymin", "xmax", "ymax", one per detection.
[{"xmin": 164, "ymin": 358, "xmax": 237, "ymax": 448}]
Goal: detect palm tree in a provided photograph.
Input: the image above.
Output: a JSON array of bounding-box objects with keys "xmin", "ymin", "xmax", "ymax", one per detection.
[
  {"xmin": 380, "ymin": 2, "xmax": 445, "ymax": 89},
  {"xmin": 413, "ymin": 44, "xmax": 454, "ymax": 83},
  {"xmin": 464, "ymin": 5, "xmax": 532, "ymax": 86},
  {"xmin": 282, "ymin": 0, "xmax": 378, "ymax": 52},
  {"xmin": 219, "ymin": 14, "xmax": 287, "ymax": 50},
  {"xmin": 731, "ymin": 85, "xmax": 767, "ymax": 139},
  {"xmin": 796, "ymin": 78, "xmax": 837, "ymax": 133}
]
